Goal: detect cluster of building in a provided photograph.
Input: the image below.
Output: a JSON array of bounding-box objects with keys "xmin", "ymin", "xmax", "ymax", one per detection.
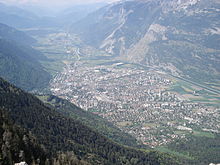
[{"xmin": 51, "ymin": 63, "xmax": 220, "ymax": 147}]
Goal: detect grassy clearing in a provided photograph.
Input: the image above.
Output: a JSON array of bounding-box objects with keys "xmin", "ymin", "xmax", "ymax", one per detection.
[
  {"xmin": 192, "ymin": 131, "xmax": 215, "ymax": 138},
  {"xmin": 117, "ymin": 121, "xmax": 133, "ymax": 127},
  {"xmin": 143, "ymin": 123, "xmax": 159, "ymax": 128},
  {"xmin": 40, "ymin": 61, "xmax": 65, "ymax": 75},
  {"xmin": 174, "ymin": 130, "xmax": 188, "ymax": 135},
  {"xmin": 155, "ymin": 146, "xmax": 194, "ymax": 160},
  {"xmin": 83, "ymin": 59, "xmax": 113, "ymax": 66},
  {"xmin": 168, "ymin": 80, "xmax": 196, "ymax": 94},
  {"xmin": 169, "ymin": 85, "xmax": 188, "ymax": 94},
  {"xmin": 169, "ymin": 79, "xmax": 220, "ymax": 106},
  {"xmin": 190, "ymin": 98, "xmax": 220, "ymax": 106}
]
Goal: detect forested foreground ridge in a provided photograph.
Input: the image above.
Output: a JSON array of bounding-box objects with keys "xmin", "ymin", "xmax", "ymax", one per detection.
[
  {"xmin": 0, "ymin": 108, "xmax": 47, "ymax": 164},
  {"xmin": 38, "ymin": 94, "xmax": 141, "ymax": 148},
  {"xmin": 0, "ymin": 77, "xmax": 181, "ymax": 165},
  {"xmin": 0, "ymin": 108, "xmax": 92, "ymax": 165},
  {"xmin": 164, "ymin": 134, "xmax": 220, "ymax": 165}
]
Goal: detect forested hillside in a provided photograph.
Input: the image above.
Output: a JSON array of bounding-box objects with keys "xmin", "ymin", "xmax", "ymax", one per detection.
[
  {"xmin": 0, "ymin": 77, "xmax": 181, "ymax": 165},
  {"xmin": 0, "ymin": 39, "xmax": 51, "ymax": 91},
  {"xmin": 164, "ymin": 134, "xmax": 220, "ymax": 165},
  {"xmin": 0, "ymin": 23, "xmax": 36, "ymax": 45},
  {"xmin": 38, "ymin": 95, "xmax": 141, "ymax": 148},
  {"xmin": 0, "ymin": 108, "xmax": 48, "ymax": 165},
  {"xmin": 0, "ymin": 108, "xmax": 92, "ymax": 165},
  {"xmin": 0, "ymin": 23, "xmax": 52, "ymax": 91}
]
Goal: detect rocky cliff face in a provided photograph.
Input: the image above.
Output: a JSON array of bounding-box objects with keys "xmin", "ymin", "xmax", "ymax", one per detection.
[{"xmin": 71, "ymin": 0, "xmax": 220, "ymax": 82}]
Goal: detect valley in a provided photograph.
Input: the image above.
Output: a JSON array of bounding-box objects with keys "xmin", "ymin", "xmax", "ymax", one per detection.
[
  {"xmin": 50, "ymin": 56, "xmax": 220, "ymax": 148},
  {"xmin": 0, "ymin": 0, "xmax": 219, "ymax": 164},
  {"xmin": 37, "ymin": 31, "xmax": 220, "ymax": 149}
]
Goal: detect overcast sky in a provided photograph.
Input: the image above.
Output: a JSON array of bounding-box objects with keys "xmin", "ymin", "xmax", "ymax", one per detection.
[{"xmin": 0, "ymin": 0, "xmax": 120, "ymax": 6}]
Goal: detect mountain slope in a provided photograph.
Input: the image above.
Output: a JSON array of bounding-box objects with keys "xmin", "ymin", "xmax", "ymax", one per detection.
[
  {"xmin": 0, "ymin": 77, "xmax": 181, "ymax": 165},
  {"xmin": 0, "ymin": 38, "xmax": 51, "ymax": 91},
  {"xmin": 57, "ymin": 3, "xmax": 107, "ymax": 26},
  {"xmin": 71, "ymin": 0, "xmax": 162, "ymax": 55},
  {"xmin": 0, "ymin": 23, "xmax": 36, "ymax": 45},
  {"xmin": 0, "ymin": 108, "xmax": 92, "ymax": 165},
  {"xmin": 0, "ymin": 108, "xmax": 48, "ymax": 165},
  {"xmin": 164, "ymin": 134, "xmax": 220, "ymax": 165},
  {"xmin": 0, "ymin": 23, "xmax": 51, "ymax": 91},
  {"xmin": 38, "ymin": 95, "xmax": 141, "ymax": 148},
  {"xmin": 71, "ymin": 0, "xmax": 220, "ymax": 83}
]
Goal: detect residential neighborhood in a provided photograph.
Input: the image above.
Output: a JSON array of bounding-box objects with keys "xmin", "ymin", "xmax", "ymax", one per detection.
[{"xmin": 51, "ymin": 63, "xmax": 220, "ymax": 147}]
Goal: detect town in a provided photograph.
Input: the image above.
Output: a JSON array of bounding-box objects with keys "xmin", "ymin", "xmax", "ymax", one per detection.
[{"xmin": 51, "ymin": 62, "xmax": 220, "ymax": 147}]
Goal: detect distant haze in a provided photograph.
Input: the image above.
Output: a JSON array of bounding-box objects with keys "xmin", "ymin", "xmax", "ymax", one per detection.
[{"xmin": 0, "ymin": 0, "xmax": 120, "ymax": 7}]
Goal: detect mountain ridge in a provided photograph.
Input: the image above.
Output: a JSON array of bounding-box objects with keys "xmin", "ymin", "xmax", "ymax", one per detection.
[
  {"xmin": 71, "ymin": 0, "xmax": 220, "ymax": 83},
  {"xmin": 0, "ymin": 38, "xmax": 51, "ymax": 91},
  {"xmin": 0, "ymin": 23, "xmax": 36, "ymax": 45},
  {"xmin": 0, "ymin": 23, "xmax": 51, "ymax": 91}
]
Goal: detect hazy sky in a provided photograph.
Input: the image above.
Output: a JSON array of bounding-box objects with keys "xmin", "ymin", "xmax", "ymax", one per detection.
[{"xmin": 0, "ymin": 0, "xmax": 120, "ymax": 6}]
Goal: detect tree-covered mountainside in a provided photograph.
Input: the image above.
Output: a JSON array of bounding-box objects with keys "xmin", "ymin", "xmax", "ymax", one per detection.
[
  {"xmin": 37, "ymin": 95, "xmax": 141, "ymax": 148},
  {"xmin": 0, "ymin": 108, "xmax": 48, "ymax": 165},
  {"xmin": 0, "ymin": 107, "xmax": 92, "ymax": 165},
  {"xmin": 161, "ymin": 133, "xmax": 220, "ymax": 165},
  {"xmin": 0, "ymin": 77, "xmax": 181, "ymax": 165},
  {"xmin": 0, "ymin": 23, "xmax": 36, "ymax": 45},
  {"xmin": 0, "ymin": 39, "xmax": 51, "ymax": 91},
  {"xmin": 71, "ymin": 0, "xmax": 220, "ymax": 83},
  {"xmin": 0, "ymin": 23, "xmax": 52, "ymax": 91}
]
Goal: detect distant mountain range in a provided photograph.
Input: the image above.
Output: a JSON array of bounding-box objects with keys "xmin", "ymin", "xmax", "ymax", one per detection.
[
  {"xmin": 0, "ymin": 2, "xmax": 108, "ymax": 29},
  {"xmin": 71, "ymin": 0, "xmax": 220, "ymax": 83},
  {"xmin": 56, "ymin": 3, "xmax": 108, "ymax": 26},
  {"xmin": 0, "ymin": 2, "xmax": 59, "ymax": 28}
]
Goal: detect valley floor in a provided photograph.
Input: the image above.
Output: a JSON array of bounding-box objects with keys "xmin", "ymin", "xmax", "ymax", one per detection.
[
  {"xmin": 33, "ymin": 30, "xmax": 220, "ymax": 148},
  {"xmin": 30, "ymin": 29, "xmax": 220, "ymax": 164},
  {"xmin": 51, "ymin": 59, "xmax": 220, "ymax": 147}
]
